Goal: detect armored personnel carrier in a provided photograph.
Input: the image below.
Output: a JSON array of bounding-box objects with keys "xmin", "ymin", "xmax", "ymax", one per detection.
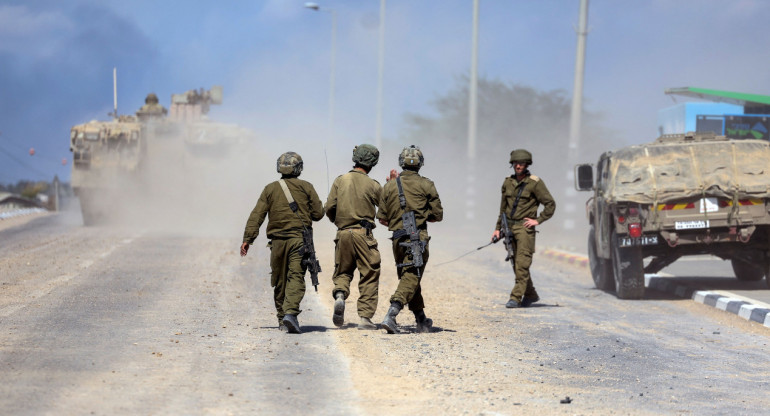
[
  {"xmin": 69, "ymin": 115, "xmax": 144, "ymax": 225},
  {"xmin": 69, "ymin": 86, "xmax": 255, "ymax": 226},
  {"xmin": 575, "ymin": 132, "xmax": 770, "ymax": 298}
]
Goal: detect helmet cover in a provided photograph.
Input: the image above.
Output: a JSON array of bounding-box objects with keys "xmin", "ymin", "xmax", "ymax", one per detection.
[
  {"xmin": 276, "ymin": 151, "xmax": 304, "ymax": 176},
  {"xmin": 509, "ymin": 149, "xmax": 533, "ymax": 165},
  {"xmin": 352, "ymin": 144, "xmax": 379, "ymax": 168},
  {"xmin": 399, "ymin": 145, "xmax": 424, "ymax": 169}
]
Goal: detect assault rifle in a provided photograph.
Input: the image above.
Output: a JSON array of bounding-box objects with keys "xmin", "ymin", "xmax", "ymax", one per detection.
[
  {"xmin": 394, "ymin": 177, "xmax": 426, "ymax": 276},
  {"xmin": 496, "ymin": 213, "xmax": 516, "ymax": 271},
  {"xmin": 299, "ymin": 227, "xmax": 321, "ymax": 291}
]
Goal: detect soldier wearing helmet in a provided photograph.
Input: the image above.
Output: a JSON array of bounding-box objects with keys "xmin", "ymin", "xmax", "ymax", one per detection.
[
  {"xmin": 136, "ymin": 92, "xmax": 168, "ymax": 121},
  {"xmin": 241, "ymin": 151, "xmax": 324, "ymax": 333},
  {"xmin": 377, "ymin": 145, "xmax": 443, "ymax": 334},
  {"xmin": 491, "ymin": 148, "xmax": 555, "ymax": 308},
  {"xmin": 325, "ymin": 144, "xmax": 384, "ymax": 329}
]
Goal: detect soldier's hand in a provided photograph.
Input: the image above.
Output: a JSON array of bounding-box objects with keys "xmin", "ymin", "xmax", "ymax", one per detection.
[
  {"xmin": 240, "ymin": 242, "xmax": 250, "ymax": 257},
  {"xmin": 386, "ymin": 169, "xmax": 399, "ymax": 182},
  {"xmin": 379, "ymin": 219, "xmax": 389, "ymax": 226},
  {"xmin": 491, "ymin": 230, "xmax": 501, "ymax": 242},
  {"xmin": 523, "ymin": 218, "xmax": 539, "ymax": 228}
]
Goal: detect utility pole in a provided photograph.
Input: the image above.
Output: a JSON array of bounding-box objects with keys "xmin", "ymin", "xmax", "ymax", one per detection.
[
  {"xmin": 565, "ymin": 0, "xmax": 590, "ymax": 236},
  {"xmin": 466, "ymin": 0, "xmax": 480, "ymax": 221},
  {"xmin": 375, "ymin": 0, "xmax": 386, "ymax": 150}
]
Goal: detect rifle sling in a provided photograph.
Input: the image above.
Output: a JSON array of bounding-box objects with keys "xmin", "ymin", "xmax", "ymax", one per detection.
[
  {"xmin": 509, "ymin": 182, "xmax": 526, "ymax": 220},
  {"xmin": 395, "ymin": 177, "xmax": 407, "ymax": 210},
  {"xmin": 279, "ymin": 179, "xmax": 308, "ymax": 230}
]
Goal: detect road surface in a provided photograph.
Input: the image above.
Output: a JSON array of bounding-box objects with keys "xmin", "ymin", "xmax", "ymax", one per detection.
[{"xmin": 1, "ymin": 212, "xmax": 768, "ymax": 415}]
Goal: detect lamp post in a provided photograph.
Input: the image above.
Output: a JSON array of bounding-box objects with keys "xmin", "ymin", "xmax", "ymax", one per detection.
[
  {"xmin": 304, "ymin": 2, "xmax": 337, "ymax": 146},
  {"xmin": 466, "ymin": 0, "xmax": 480, "ymax": 221},
  {"xmin": 375, "ymin": 0, "xmax": 386, "ymax": 150}
]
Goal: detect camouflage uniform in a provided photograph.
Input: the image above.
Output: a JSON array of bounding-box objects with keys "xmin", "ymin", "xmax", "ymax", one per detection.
[
  {"xmin": 378, "ymin": 170, "xmax": 443, "ymax": 310},
  {"xmin": 242, "ymin": 154, "xmax": 324, "ymax": 329},
  {"xmin": 496, "ymin": 150, "xmax": 555, "ymax": 306},
  {"xmin": 325, "ymin": 145, "xmax": 382, "ymax": 324}
]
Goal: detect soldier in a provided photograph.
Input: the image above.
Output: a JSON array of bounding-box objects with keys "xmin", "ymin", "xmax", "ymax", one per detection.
[
  {"xmin": 325, "ymin": 144, "xmax": 383, "ymax": 330},
  {"xmin": 240, "ymin": 152, "xmax": 324, "ymax": 334},
  {"xmin": 136, "ymin": 93, "xmax": 168, "ymax": 120},
  {"xmin": 378, "ymin": 145, "xmax": 443, "ymax": 334},
  {"xmin": 491, "ymin": 149, "xmax": 555, "ymax": 308}
]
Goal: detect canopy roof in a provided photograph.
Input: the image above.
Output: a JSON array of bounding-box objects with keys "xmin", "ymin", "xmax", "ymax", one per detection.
[
  {"xmin": 664, "ymin": 87, "xmax": 770, "ymax": 107},
  {"xmin": 608, "ymin": 138, "xmax": 770, "ymax": 204}
]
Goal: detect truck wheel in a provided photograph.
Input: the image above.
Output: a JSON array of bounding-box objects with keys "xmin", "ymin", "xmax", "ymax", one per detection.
[
  {"xmin": 588, "ymin": 225, "xmax": 614, "ymax": 291},
  {"xmin": 731, "ymin": 259, "xmax": 764, "ymax": 281},
  {"xmin": 611, "ymin": 233, "xmax": 645, "ymax": 299}
]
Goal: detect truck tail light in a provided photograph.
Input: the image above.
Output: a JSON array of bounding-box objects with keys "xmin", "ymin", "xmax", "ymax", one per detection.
[
  {"xmin": 629, "ymin": 223, "xmax": 642, "ymax": 238},
  {"xmin": 617, "ymin": 215, "xmax": 626, "ymax": 224},
  {"xmin": 629, "ymin": 207, "xmax": 639, "ymax": 216}
]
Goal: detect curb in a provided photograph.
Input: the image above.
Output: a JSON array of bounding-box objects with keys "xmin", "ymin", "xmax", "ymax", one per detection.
[{"xmin": 543, "ymin": 248, "xmax": 770, "ymax": 329}]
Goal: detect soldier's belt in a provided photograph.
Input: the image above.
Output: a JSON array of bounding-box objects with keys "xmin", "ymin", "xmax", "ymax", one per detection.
[{"xmin": 339, "ymin": 226, "xmax": 371, "ymax": 235}]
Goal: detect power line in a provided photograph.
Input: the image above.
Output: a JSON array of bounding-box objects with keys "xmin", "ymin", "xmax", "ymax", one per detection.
[{"xmin": 0, "ymin": 144, "xmax": 50, "ymax": 178}]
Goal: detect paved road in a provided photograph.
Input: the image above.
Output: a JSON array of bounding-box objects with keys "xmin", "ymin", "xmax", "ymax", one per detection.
[
  {"xmin": 1, "ymin": 214, "xmax": 769, "ymax": 415},
  {"xmin": 0, "ymin": 215, "xmax": 359, "ymax": 415}
]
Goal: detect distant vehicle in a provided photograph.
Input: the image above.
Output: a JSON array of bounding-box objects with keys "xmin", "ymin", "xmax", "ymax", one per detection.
[
  {"xmin": 69, "ymin": 86, "xmax": 256, "ymax": 226},
  {"xmin": 575, "ymin": 132, "xmax": 770, "ymax": 298}
]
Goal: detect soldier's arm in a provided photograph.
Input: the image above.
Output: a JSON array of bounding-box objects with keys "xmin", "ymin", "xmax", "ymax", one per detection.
[
  {"xmin": 243, "ymin": 187, "xmax": 270, "ymax": 244},
  {"xmin": 324, "ymin": 180, "xmax": 338, "ymax": 223},
  {"xmin": 426, "ymin": 180, "xmax": 443, "ymax": 223},
  {"xmin": 376, "ymin": 183, "xmax": 389, "ymax": 226},
  {"xmin": 307, "ymin": 184, "xmax": 325, "ymax": 222},
  {"xmin": 495, "ymin": 180, "xmax": 507, "ymax": 230},
  {"xmin": 534, "ymin": 180, "xmax": 556, "ymax": 224}
]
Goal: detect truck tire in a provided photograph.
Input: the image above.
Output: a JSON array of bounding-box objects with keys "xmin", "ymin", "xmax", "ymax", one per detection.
[
  {"xmin": 611, "ymin": 233, "xmax": 645, "ymax": 299},
  {"xmin": 731, "ymin": 258, "xmax": 765, "ymax": 281},
  {"xmin": 588, "ymin": 225, "xmax": 614, "ymax": 291}
]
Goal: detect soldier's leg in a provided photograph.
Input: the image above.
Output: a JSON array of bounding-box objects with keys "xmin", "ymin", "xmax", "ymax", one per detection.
[
  {"xmin": 390, "ymin": 239, "xmax": 420, "ymax": 308},
  {"xmin": 282, "ymin": 238, "xmax": 307, "ymax": 317},
  {"xmin": 509, "ymin": 227, "xmax": 535, "ymax": 303},
  {"xmin": 521, "ymin": 228, "xmax": 538, "ymax": 300},
  {"xmin": 354, "ymin": 232, "xmax": 381, "ymax": 319},
  {"xmin": 331, "ymin": 231, "xmax": 356, "ymax": 299},
  {"xmin": 406, "ymin": 240, "xmax": 430, "ymax": 312},
  {"xmin": 269, "ymin": 240, "xmax": 288, "ymax": 323}
]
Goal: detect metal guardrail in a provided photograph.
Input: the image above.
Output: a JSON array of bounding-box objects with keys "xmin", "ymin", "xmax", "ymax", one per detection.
[{"xmin": 0, "ymin": 208, "xmax": 48, "ymax": 220}]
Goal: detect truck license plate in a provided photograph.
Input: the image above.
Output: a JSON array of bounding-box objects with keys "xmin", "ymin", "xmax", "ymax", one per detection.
[
  {"xmin": 620, "ymin": 235, "xmax": 659, "ymax": 247},
  {"xmin": 675, "ymin": 220, "xmax": 709, "ymax": 230}
]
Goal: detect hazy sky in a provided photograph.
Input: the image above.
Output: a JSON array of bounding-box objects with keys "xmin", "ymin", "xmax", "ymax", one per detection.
[{"xmin": 1, "ymin": 0, "xmax": 769, "ymax": 183}]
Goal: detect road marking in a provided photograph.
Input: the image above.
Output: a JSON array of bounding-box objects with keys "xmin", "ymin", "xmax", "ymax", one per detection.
[
  {"xmin": 0, "ymin": 235, "xmax": 140, "ymax": 318},
  {"xmin": 0, "ymin": 273, "xmax": 77, "ymax": 318}
]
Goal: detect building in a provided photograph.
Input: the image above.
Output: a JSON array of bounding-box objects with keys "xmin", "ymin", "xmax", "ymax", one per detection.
[{"xmin": 658, "ymin": 87, "xmax": 770, "ymax": 140}]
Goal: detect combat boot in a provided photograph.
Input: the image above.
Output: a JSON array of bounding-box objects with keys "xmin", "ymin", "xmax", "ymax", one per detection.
[
  {"xmin": 413, "ymin": 309, "xmax": 433, "ymax": 333},
  {"xmin": 358, "ymin": 317, "xmax": 377, "ymax": 330},
  {"xmin": 505, "ymin": 299, "xmax": 521, "ymax": 308},
  {"xmin": 381, "ymin": 302, "xmax": 402, "ymax": 334},
  {"xmin": 282, "ymin": 314, "xmax": 302, "ymax": 334},
  {"xmin": 332, "ymin": 291, "xmax": 345, "ymax": 327},
  {"xmin": 521, "ymin": 294, "xmax": 540, "ymax": 307}
]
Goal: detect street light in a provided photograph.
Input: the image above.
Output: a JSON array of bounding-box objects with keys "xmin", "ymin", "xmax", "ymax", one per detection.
[
  {"xmin": 375, "ymin": 0, "xmax": 386, "ymax": 150},
  {"xmin": 466, "ymin": 0, "xmax": 480, "ymax": 221},
  {"xmin": 304, "ymin": 2, "xmax": 337, "ymax": 146}
]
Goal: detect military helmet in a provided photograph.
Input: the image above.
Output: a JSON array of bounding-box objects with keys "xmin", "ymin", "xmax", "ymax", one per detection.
[
  {"xmin": 399, "ymin": 145, "xmax": 424, "ymax": 169},
  {"xmin": 145, "ymin": 93, "xmax": 159, "ymax": 104},
  {"xmin": 276, "ymin": 151, "xmax": 304, "ymax": 176},
  {"xmin": 509, "ymin": 149, "xmax": 533, "ymax": 165},
  {"xmin": 352, "ymin": 144, "xmax": 379, "ymax": 168}
]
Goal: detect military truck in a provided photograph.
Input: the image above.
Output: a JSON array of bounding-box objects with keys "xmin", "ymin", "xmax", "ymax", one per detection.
[{"xmin": 575, "ymin": 132, "xmax": 770, "ymax": 298}]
